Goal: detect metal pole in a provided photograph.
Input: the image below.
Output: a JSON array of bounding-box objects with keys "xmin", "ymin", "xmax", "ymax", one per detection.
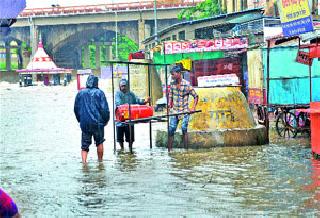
[
  {"xmin": 163, "ymin": 45, "xmax": 171, "ymax": 151},
  {"xmin": 309, "ymin": 60, "xmax": 312, "ymax": 103},
  {"xmin": 127, "ymin": 63, "xmax": 133, "ymax": 153},
  {"xmin": 112, "ymin": 63, "xmax": 116, "ymax": 153},
  {"xmin": 153, "ymin": 0, "xmax": 158, "ymax": 43},
  {"xmin": 304, "ymin": 37, "xmax": 313, "ymax": 103},
  {"xmin": 148, "ymin": 64, "xmax": 152, "ymax": 149},
  {"xmin": 165, "ymin": 65, "xmax": 170, "ymax": 151},
  {"xmin": 266, "ymin": 40, "xmax": 270, "ymax": 144},
  {"xmin": 112, "ymin": 0, "xmax": 118, "ymax": 59},
  {"xmin": 115, "ymin": 5, "xmax": 118, "ymax": 59}
]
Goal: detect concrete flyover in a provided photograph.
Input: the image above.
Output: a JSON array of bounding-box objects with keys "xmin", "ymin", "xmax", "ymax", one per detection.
[{"xmin": 4, "ymin": 1, "xmax": 200, "ymax": 69}]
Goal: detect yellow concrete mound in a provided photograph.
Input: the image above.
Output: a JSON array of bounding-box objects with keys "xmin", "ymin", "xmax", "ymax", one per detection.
[
  {"xmin": 189, "ymin": 87, "xmax": 256, "ymax": 130},
  {"xmin": 156, "ymin": 86, "xmax": 267, "ymax": 148}
]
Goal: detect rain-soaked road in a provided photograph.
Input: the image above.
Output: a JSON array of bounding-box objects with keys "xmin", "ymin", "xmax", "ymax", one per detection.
[{"xmin": 0, "ymin": 81, "xmax": 318, "ymax": 216}]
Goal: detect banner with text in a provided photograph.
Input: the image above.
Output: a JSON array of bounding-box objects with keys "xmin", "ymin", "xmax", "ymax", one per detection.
[
  {"xmin": 277, "ymin": 0, "xmax": 314, "ymax": 37},
  {"xmin": 164, "ymin": 38, "xmax": 248, "ymax": 54}
]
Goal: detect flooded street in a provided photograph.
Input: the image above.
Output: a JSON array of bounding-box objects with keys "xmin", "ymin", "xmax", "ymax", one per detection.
[{"xmin": 0, "ymin": 82, "xmax": 318, "ymax": 216}]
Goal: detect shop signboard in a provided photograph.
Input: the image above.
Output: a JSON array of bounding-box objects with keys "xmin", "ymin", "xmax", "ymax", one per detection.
[
  {"xmin": 296, "ymin": 51, "xmax": 313, "ymax": 65},
  {"xmin": 192, "ymin": 57, "xmax": 242, "ymax": 86},
  {"xmin": 164, "ymin": 38, "xmax": 248, "ymax": 54},
  {"xmin": 277, "ymin": 0, "xmax": 314, "ymax": 37},
  {"xmin": 197, "ymin": 74, "xmax": 240, "ymax": 87},
  {"xmin": 248, "ymin": 88, "xmax": 265, "ymax": 105}
]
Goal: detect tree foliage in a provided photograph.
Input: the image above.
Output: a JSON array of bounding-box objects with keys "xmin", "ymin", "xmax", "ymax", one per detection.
[
  {"xmin": 112, "ymin": 34, "xmax": 139, "ymax": 61},
  {"xmin": 178, "ymin": 0, "xmax": 225, "ymax": 20}
]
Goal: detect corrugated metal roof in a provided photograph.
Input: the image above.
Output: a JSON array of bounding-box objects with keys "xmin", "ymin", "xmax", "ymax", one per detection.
[
  {"xmin": 300, "ymin": 29, "xmax": 320, "ymax": 42},
  {"xmin": 142, "ymin": 7, "xmax": 264, "ymax": 44}
]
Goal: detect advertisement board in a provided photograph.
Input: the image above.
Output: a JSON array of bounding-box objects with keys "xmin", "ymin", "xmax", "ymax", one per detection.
[
  {"xmin": 197, "ymin": 74, "xmax": 240, "ymax": 87},
  {"xmin": 192, "ymin": 57, "xmax": 242, "ymax": 87},
  {"xmin": 164, "ymin": 38, "xmax": 248, "ymax": 54},
  {"xmin": 277, "ymin": 0, "xmax": 314, "ymax": 37},
  {"xmin": 296, "ymin": 51, "xmax": 313, "ymax": 65}
]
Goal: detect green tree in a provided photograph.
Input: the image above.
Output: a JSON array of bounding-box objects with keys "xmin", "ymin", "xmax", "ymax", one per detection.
[
  {"xmin": 178, "ymin": 0, "xmax": 225, "ymax": 20},
  {"xmin": 112, "ymin": 34, "xmax": 139, "ymax": 61}
]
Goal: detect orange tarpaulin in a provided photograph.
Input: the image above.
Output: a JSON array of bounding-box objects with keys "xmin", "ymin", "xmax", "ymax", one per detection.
[{"xmin": 310, "ymin": 44, "xmax": 320, "ymax": 58}]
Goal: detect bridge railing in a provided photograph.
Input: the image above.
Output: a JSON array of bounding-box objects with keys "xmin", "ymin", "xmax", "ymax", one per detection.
[{"xmin": 19, "ymin": 0, "xmax": 203, "ymax": 18}]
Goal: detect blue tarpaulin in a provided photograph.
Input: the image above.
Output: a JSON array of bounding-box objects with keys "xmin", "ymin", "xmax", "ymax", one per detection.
[{"xmin": 0, "ymin": 0, "xmax": 26, "ymax": 19}]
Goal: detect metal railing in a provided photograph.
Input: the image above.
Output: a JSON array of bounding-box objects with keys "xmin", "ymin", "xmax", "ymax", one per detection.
[
  {"xmin": 231, "ymin": 18, "xmax": 281, "ymax": 36},
  {"xmin": 19, "ymin": 0, "xmax": 203, "ymax": 18}
]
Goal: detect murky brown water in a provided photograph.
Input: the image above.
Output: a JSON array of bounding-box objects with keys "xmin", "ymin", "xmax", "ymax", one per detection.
[{"xmin": 0, "ymin": 82, "xmax": 318, "ymax": 216}]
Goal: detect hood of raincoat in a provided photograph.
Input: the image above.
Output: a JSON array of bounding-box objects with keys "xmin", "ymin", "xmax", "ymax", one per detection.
[
  {"xmin": 86, "ymin": 75, "xmax": 99, "ymax": 88},
  {"xmin": 119, "ymin": 78, "xmax": 128, "ymax": 87}
]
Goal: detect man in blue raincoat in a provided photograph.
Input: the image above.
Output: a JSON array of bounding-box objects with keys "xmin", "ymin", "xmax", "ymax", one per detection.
[
  {"xmin": 115, "ymin": 78, "xmax": 150, "ymax": 150},
  {"xmin": 74, "ymin": 75, "xmax": 110, "ymax": 164}
]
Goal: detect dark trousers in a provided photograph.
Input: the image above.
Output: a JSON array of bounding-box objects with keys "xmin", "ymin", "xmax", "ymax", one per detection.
[{"xmin": 116, "ymin": 125, "xmax": 135, "ymax": 143}]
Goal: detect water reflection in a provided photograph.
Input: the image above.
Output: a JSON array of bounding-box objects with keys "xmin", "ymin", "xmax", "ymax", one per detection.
[
  {"xmin": 76, "ymin": 163, "xmax": 107, "ymax": 214},
  {"xmin": 115, "ymin": 151, "xmax": 138, "ymax": 172},
  {"xmin": 169, "ymin": 145, "xmax": 313, "ymax": 215},
  {"xmin": 302, "ymin": 158, "xmax": 320, "ymax": 212},
  {"xmin": 0, "ymin": 84, "xmax": 317, "ymax": 216}
]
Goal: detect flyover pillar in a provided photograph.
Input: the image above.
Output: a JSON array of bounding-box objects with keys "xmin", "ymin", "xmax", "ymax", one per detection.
[
  {"xmin": 138, "ymin": 20, "xmax": 146, "ymax": 49},
  {"xmin": 5, "ymin": 42, "xmax": 11, "ymax": 71},
  {"xmin": 29, "ymin": 18, "xmax": 38, "ymax": 56},
  {"xmin": 106, "ymin": 45, "xmax": 111, "ymax": 61},
  {"xmin": 17, "ymin": 43, "xmax": 23, "ymax": 69},
  {"xmin": 144, "ymin": 23, "xmax": 152, "ymax": 41}
]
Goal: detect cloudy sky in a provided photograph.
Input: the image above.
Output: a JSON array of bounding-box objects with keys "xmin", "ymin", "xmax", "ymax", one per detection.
[{"xmin": 26, "ymin": 0, "xmax": 134, "ymax": 8}]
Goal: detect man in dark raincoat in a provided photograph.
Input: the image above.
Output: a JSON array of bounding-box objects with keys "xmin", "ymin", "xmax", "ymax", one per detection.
[{"xmin": 74, "ymin": 75, "xmax": 110, "ymax": 163}]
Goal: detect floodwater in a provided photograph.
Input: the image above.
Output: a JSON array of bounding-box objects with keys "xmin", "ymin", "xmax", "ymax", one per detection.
[{"xmin": 0, "ymin": 81, "xmax": 318, "ymax": 216}]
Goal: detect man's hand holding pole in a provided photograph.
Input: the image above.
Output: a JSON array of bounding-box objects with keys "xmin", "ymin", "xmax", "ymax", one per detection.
[
  {"xmin": 190, "ymin": 96, "xmax": 199, "ymax": 113},
  {"xmin": 144, "ymin": 97, "xmax": 151, "ymax": 104}
]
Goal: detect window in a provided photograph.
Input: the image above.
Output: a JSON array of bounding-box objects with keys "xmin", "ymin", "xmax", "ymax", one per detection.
[
  {"xmin": 241, "ymin": 0, "xmax": 247, "ymax": 10},
  {"xmin": 172, "ymin": 35, "xmax": 177, "ymax": 40},
  {"xmin": 195, "ymin": 27, "xmax": 214, "ymax": 39},
  {"xmin": 178, "ymin": 31, "xmax": 185, "ymax": 40}
]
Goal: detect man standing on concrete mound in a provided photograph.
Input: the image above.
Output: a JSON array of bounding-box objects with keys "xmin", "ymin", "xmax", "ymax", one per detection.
[
  {"xmin": 168, "ymin": 64, "xmax": 198, "ymax": 150},
  {"xmin": 74, "ymin": 75, "xmax": 110, "ymax": 164}
]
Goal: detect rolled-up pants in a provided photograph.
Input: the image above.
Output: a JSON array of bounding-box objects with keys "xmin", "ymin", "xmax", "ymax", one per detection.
[{"xmin": 168, "ymin": 114, "xmax": 190, "ymax": 136}]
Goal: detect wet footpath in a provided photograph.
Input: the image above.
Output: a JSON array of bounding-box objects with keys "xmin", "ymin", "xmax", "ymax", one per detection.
[{"xmin": 0, "ymin": 81, "xmax": 319, "ymax": 216}]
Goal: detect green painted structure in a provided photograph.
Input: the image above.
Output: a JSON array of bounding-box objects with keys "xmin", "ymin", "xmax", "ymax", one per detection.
[
  {"xmin": 263, "ymin": 46, "xmax": 320, "ymax": 105},
  {"xmin": 152, "ymin": 51, "xmax": 224, "ymax": 65}
]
